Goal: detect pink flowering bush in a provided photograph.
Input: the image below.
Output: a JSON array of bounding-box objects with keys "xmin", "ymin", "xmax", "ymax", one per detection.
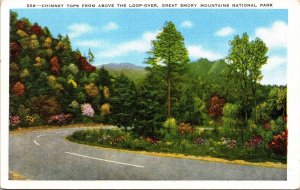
[
  {"xmin": 193, "ymin": 137, "xmax": 206, "ymax": 145},
  {"xmin": 9, "ymin": 115, "xmax": 21, "ymax": 127},
  {"xmin": 81, "ymin": 103, "xmax": 94, "ymax": 117},
  {"xmin": 245, "ymin": 135, "xmax": 263, "ymax": 148},
  {"xmin": 220, "ymin": 137, "xmax": 237, "ymax": 149},
  {"xmin": 48, "ymin": 113, "xmax": 72, "ymax": 125}
]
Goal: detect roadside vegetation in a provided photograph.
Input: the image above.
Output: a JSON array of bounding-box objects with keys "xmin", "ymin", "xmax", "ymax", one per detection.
[{"xmin": 9, "ymin": 11, "xmax": 287, "ymax": 163}]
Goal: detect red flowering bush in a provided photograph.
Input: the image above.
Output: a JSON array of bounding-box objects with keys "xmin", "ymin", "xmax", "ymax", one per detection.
[
  {"xmin": 209, "ymin": 95, "xmax": 225, "ymax": 122},
  {"xmin": 31, "ymin": 24, "xmax": 42, "ymax": 36},
  {"xmin": 12, "ymin": 81, "xmax": 25, "ymax": 96},
  {"xmin": 50, "ymin": 56, "xmax": 60, "ymax": 75},
  {"xmin": 48, "ymin": 113, "xmax": 72, "ymax": 125},
  {"xmin": 178, "ymin": 123, "xmax": 194, "ymax": 135},
  {"xmin": 16, "ymin": 20, "xmax": 26, "ymax": 30},
  {"xmin": 268, "ymin": 130, "xmax": 287, "ymax": 155},
  {"xmin": 145, "ymin": 136, "xmax": 159, "ymax": 144},
  {"xmin": 245, "ymin": 135, "xmax": 263, "ymax": 148},
  {"xmin": 77, "ymin": 56, "xmax": 96, "ymax": 72},
  {"xmin": 10, "ymin": 42, "xmax": 21, "ymax": 61}
]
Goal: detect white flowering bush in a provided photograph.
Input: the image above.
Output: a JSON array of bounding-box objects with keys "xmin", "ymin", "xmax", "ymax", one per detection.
[{"xmin": 81, "ymin": 103, "xmax": 94, "ymax": 117}]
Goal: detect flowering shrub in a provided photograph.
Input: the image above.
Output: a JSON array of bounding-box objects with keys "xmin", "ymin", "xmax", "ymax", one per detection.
[
  {"xmin": 44, "ymin": 37, "xmax": 52, "ymax": 48},
  {"xmin": 68, "ymin": 79, "xmax": 77, "ymax": 88},
  {"xmin": 10, "ymin": 42, "xmax": 21, "ymax": 61},
  {"xmin": 10, "ymin": 63, "xmax": 19, "ymax": 77},
  {"xmin": 263, "ymin": 121, "xmax": 270, "ymax": 130},
  {"xmin": 77, "ymin": 56, "xmax": 96, "ymax": 72},
  {"xmin": 50, "ymin": 56, "xmax": 60, "ymax": 75},
  {"xmin": 46, "ymin": 48, "xmax": 53, "ymax": 57},
  {"xmin": 100, "ymin": 103, "xmax": 111, "ymax": 115},
  {"xmin": 31, "ymin": 24, "xmax": 42, "ymax": 36},
  {"xmin": 12, "ymin": 81, "xmax": 25, "ymax": 96},
  {"xmin": 16, "ymin": 30, "xmax": 28, "ymax": 38},
  {"xmin": 163, "ymin": 118, "xmax": 177, "ymax": 130},
  {"xmin": 29, "ymin": 35, "xmax": 39, "ymax": 49},
  {"xmin": 16, "ymin": 20, "xmax": 26, "ymax": 30},
  {"xmin": 85, "ymin": 83, "xmax": 99, "ymax": 97},
  {"xmin": 20, "ymin": 68, "xmax": 30, "ymax": 78},
  {"xmin": 30, "ymin": 95, "xmax": 61, "ymax": 119},
  {"xmin": 34, "ymin": 57, "xmax": 43, "ymax": 67},
  {"xmin": 55, "ymin": 41, "xmax": 68, "ymax": 51},
  {"xmin": 103, "ymin": 86, "xmax": 110, "ymax": 99},
  {"xmin": 24, "ymin": 115, "xmax": 41, "ymax": 126},
  {"xmin": 81, "ymin": 103, "xmax": 94, "ymax": 117},
  {"xmin": 47, "ymin": 75, "xmax": 63, "ymax": 91},
  {"xmin": 268, "ymin": 130, "xmax": 287, "ymax": 156},
  {"xmin": 68, "ymin": 64, "xmax": 79, "ymax": 75},
  {"xmin": 9, "ymin": 115, "xmax": 21, "ymax": 127},
  {"xmin": 209, "ymin": 95, "xmax": 225, "ymax": 122},
  {"xmin": 220, "ymin": 137, "xmax": 237, "ymax": 149},
  {"xmin": 48, "ymin": 113, "xmax": 72, "ymax": 125},
  {"xmin": 111, "ymin": 136, "xmax": 126, "ymax": 145},
  {"xmin": 194, "ymin": 137, "xmax": 206, "ymax": 145},
  {"xmin": 245, "ymin": 135, "xmax": 263, "ymax": 148},
  {"xmin": 178, "ymin": 123, "xmax": 194, "ymax": 135},
  {"xmin": 69, "ymin": 100, "xmax": 79, "ymax": 109},
  {"xmin": 144, "ymin": 136, "xmax": 159, "ymax": 145}
]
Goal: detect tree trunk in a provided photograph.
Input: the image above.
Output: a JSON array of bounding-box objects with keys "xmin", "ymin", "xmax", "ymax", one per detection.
[
  {"xmin": 254, "ymin": 97, "xmax": 257, "ymax": 124},
  {"xmin": 167, "ymin": 74, "xmax": 171, "ymax": 118}
]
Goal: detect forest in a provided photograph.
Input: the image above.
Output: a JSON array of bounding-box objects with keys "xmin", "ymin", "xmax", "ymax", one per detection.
[{"xmin": 9, "ymin": 11, "xmax": 287, "ymax": 162}]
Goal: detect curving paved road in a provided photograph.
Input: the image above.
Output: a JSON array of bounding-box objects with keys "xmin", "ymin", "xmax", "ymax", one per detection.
[{"xmin": 9, "ymin": 127, "xmax": 287, "ymax": 180}]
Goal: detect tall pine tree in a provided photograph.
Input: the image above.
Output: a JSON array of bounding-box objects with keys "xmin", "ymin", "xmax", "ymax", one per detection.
[{"xmin": 146, "ymin": 21, "xmax": 189, "ymax": 118}]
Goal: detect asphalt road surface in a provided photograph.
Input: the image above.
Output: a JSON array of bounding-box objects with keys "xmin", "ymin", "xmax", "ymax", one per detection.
[{"xmin": 9, "ymin": 127, "xmax": 287, "ymax": 180}]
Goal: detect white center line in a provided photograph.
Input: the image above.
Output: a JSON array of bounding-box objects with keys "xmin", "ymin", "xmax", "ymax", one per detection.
[
  {"xmin": 55, "ymin": 131, "xmax": 69, "ymax": 134},
  {"xmin": 37, "ymin": 134, "xmax": 46, "ymax": 138},
  {"xmin": 33, "ymin": 140, "xmax": 40, "ymax": 146},
  {"xmin": 65, "ymin": 152, "xmax": 144, "ymax": 168}
]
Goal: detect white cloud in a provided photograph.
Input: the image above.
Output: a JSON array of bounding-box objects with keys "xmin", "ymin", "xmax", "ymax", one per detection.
[
  {"xmin": 181, "ymin": 21, "xmax": 193, "ymax": 28},
  {"xmin": 187, "ymin": 45, "xmax": 224, "ymax": 61},
  {"xmin": 98, "ymin": 31, "xmax": 158, "ymax": 58},
  {"xmin": 215, "ymin": 26, "xmax": 235, "ymax": 37},
  {"xmin": 75, "ymin": 40, "xmax": 107, "ymax": 48},
  {"xmin": 262, "ymin": 55, "xmax": 287, "ymax": 71},
  {"xmin": 67, "ymin": 23, "xmax": 93, "ymax": 38},
  {"xmin": 255, "ymin": 21, "xmax": 288, "ymax": 49},
  {"xmin": 102, "ymin": 22, "xmax": 119, "ymax": 32},
  {"xmin": 261, "ymin": 55, "xmax": 287, "ymax": 85}
]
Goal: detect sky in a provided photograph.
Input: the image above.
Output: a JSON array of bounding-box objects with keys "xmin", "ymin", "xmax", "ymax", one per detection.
[{"xmin": 13, "ymin": 9, "xmax": 288, "ymax": 85}]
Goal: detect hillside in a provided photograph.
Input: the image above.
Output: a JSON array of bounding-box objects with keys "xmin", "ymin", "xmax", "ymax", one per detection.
[
  {"xmin": 100, "ymin": 63, "xmax": 147, "ymax": 85},
  {"xmin": 188, "ymin": 58, "xmax": 228, "ymax": 82}
]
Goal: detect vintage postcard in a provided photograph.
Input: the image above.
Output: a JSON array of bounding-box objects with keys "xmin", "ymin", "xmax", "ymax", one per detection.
[{"xmin": 1, "ymin": 0, "xmax": 300, "ymax": 189}]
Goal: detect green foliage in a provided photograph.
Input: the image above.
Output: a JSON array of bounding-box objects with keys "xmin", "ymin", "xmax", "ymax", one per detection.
[
  {"xmin": 161, "ymin": 118, "xmax": 177, "ymax": 139},
  {"xmin": 221, "ymin": 103, "xmax": 242, "ymax": 138},
  {"xmin": 134, "ymin": 70, "xmax": 166, "ymax": 136},
  {"xmin": 111, "ymin": 74, "xmax": 137, "ymax": 131}
]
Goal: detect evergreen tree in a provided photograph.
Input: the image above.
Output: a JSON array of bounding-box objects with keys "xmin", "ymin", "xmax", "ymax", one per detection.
[
  {"xmin": 146, "ymin": 21, "xmax": 189, "ymax": 118},
  {"xmin": 87, "ymin": 48, "xmax": 95, "ymax": 63},
  {"xmin": 110, "ymin": 74, "xmax": 137, "ymax": 132},
  {"xmin": 135, "ymin": 68, "xmax": 166, "ymax": 136}
]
